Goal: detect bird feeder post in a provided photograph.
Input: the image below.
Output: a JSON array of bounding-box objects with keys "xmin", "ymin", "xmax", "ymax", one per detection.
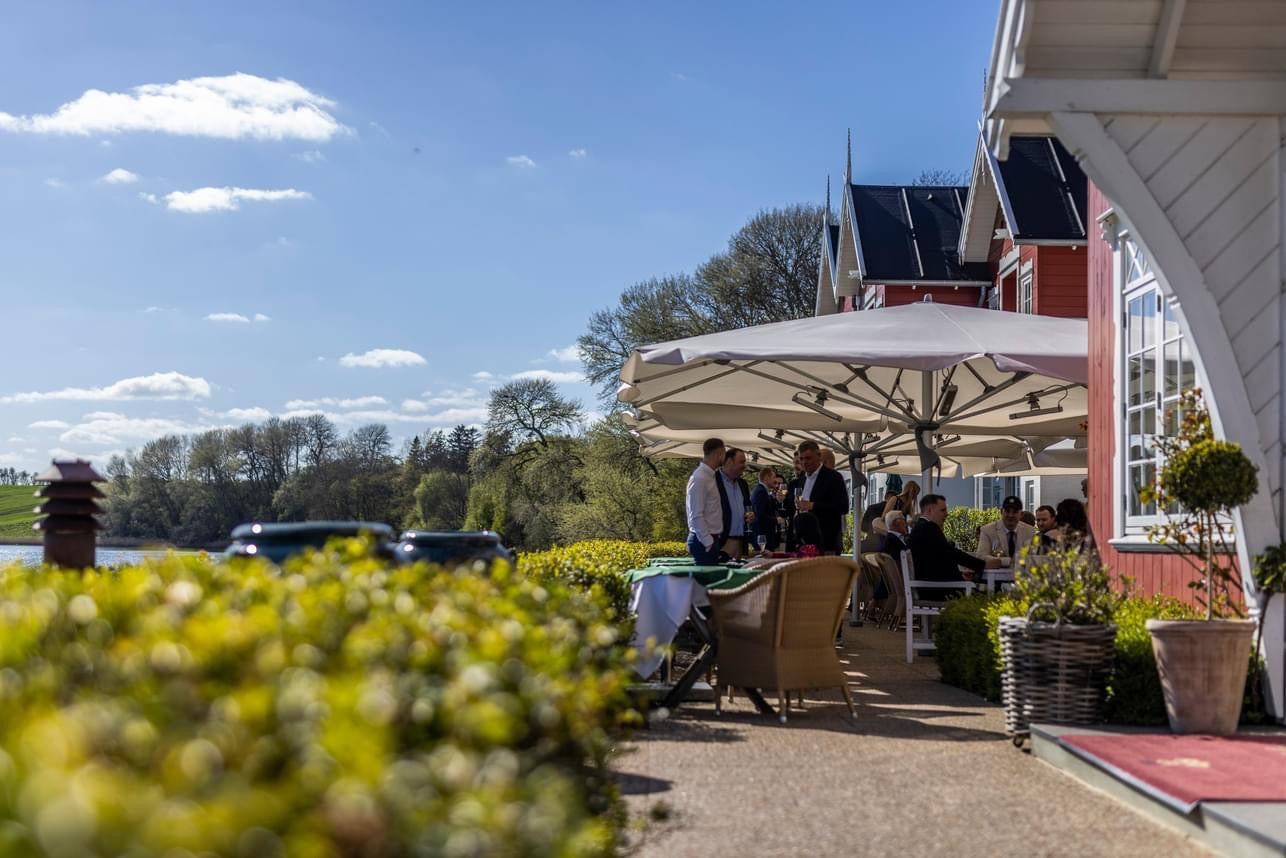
[{"xmin": 33, "ymin": 459, "xmax": 105, "ymax": 569}]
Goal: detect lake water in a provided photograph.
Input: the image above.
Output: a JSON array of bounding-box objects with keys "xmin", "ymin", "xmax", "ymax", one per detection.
[{"xmin": 0, "ymin": 544, "xmax": 197, "ymax": 566}]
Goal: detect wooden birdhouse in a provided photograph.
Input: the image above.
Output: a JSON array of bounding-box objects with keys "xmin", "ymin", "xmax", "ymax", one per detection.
[{"xmin": 33, "ymin": 459, "xmax": 105, "ymax": 569}]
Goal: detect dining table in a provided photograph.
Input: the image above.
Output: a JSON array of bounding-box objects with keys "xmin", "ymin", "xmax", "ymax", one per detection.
[{"xmin": 627, "ymin": 558, "xmax": 770, "ymax": 711}]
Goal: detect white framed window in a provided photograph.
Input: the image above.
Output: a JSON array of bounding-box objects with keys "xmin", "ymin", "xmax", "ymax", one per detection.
[
  {"xmin": 1018, "ymin": 270, "xmax": 1034, "ymax": 314},
  {"xmin": 1116, "ymin": 235, "xmax": 1195, "ymax": 535},
  {"xmin": 986, "ymin": 283, "xmax": 1001, "ymax": 310}
]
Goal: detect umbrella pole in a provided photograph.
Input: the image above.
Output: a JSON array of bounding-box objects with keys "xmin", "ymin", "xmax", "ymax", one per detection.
[
  {"xmin": 848, "ymin": 433, "xmax": 862, "ymax": 564},
  {"xmin": 921, "ymin": 370, "xmax": 934, "ymax": 490}
]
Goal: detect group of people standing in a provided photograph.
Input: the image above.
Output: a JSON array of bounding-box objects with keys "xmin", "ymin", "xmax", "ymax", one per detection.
[{"xmin": 685, "ymin": 438, "xmax": 849, "ymax": 564}]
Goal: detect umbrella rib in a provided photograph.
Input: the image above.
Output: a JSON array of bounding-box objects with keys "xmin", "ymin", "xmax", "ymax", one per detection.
[
  {"xmin": 841, "ymin": 364, "xmax": 918, "ymax": 422},
  {"xmin": 942, "ymin": 371, "xmax": 1032, "ymax": 420},
  {"xmin": 756, "ymin": 363, "xmax": 912, "ymax": 422},
  {"xmin": 950, "ymin": 382, "xmax": 1082, "ymax": 423}
]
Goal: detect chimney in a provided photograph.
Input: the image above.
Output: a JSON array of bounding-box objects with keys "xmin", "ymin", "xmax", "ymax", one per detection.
[{"xmin": 33, "ymin": 459, "xmax": 105, "ymax": 569}]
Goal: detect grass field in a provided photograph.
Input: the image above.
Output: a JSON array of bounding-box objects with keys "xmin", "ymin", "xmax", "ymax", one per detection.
[{"xmin": 0, "ymin": 485, "xmax": 39, "ymax": 540}]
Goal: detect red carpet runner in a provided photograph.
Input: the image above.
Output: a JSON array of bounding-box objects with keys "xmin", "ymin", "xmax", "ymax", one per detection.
[{"xmin": 1063, "ymin": 733, "xmax": 1286, "ymax": 811}]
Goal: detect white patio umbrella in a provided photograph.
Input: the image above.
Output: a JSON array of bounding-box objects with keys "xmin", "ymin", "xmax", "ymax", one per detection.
[
  {"xmin": 983, "ymin": 446, "xmax": 1089, "ymax": 476},
  {"xmin": 618, "ymin": 302, "xmax": 1088, "ymax": 557}
]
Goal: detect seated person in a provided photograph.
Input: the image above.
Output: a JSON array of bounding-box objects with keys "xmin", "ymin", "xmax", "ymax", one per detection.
[
  {"xmin": 976, "ymin": 496, "xmax": 1037, "ymax": 562},
  {"xmin": 908, "ymin": 494, "xmax": 999, "ymax": 601},
  {"xmin": 861, "ymin": 489, "xmax": 898, "ymax": 536},
  {"xmin": 1055, "ymin": 498, "xmax": 1094, "ymax": 550},
  {"xmin": 794, "ymin": 511, "xmax": 824, "ymax": 557},
  {"xmin": 879, "ymin": 510, "xmax": 910, "ymax": 557},
  {"xmin": 1034, "ymin": 504, "xmax": 1058, "ymax": 551}
]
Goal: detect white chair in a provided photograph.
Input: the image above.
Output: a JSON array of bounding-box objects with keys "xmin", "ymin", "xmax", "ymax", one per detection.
[{"xmin": 900, "ymin": 549, "xmax": 974, "ymax": 664}]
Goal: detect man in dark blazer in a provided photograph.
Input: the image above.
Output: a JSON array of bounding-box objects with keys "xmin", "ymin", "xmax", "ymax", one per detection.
[
  {"xmin": 794, "ymin": 441, "xmax": 849, "ymax": 554},
  {"xmin": 714, "ymin": 447, "xmax": 753, "ymax": 558},
  {"xmin": 908, "ymin": 494, "xmax": 999, "ymax": 601},
  {"xmin": 749, "ymin": 466, "xmax": 781, "ymax": 551}
]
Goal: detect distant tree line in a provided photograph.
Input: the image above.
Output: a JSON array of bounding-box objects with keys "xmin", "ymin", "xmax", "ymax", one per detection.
[{"xmin": 0, "ymin": 468, "xmax": 36, "ymax": 486}]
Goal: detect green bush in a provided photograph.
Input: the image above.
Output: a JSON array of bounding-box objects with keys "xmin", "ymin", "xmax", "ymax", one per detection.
[
  {"xmin": 0, "ymin": 540, "xmax": 636, "ymax": 857},
  {"xmin": 517, "ymin": 540, "xmax": 687, "ymax": 623},
  {"xmin": 942, "ymin": 507, "xmax": 1000, "ymax": 554},
  {"xmin": 935, "ymin": 592, "xmax": 1267, "ymax": 725}
]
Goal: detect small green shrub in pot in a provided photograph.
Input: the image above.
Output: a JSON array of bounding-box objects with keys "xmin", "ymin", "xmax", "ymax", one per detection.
[
  {"xmin": 1014, "ymin": 538, "xmax": 1124, "ymax": 626},
  {"xmin": 1140, "ymin": 389, "xmax": 1260, "ymax": 734}
]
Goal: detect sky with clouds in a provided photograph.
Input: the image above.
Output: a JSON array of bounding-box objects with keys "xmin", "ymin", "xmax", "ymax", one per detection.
[{"xmin": 0, "ymin": 0, "xmax": 995, "ymax": 473}]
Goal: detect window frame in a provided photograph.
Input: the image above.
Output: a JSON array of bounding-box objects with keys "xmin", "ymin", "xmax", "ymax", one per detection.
[{"xmin": 1018, "ymin": 269, "xmax": 1034, "ymax": 314}]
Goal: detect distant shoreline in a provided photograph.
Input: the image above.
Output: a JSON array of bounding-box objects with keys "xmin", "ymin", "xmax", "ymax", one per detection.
[{"xmin": 0, "ymin": 536, "xmax": 221, "ymax": 551}]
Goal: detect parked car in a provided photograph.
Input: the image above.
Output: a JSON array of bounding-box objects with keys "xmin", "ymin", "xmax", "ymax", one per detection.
[
  {"xmin": 225, "ymin": 521, "xmax": 397, "ymax": 564},
  {"xmin": 396, "ymin": 530, "xmax": 513, "ymax": 567}
]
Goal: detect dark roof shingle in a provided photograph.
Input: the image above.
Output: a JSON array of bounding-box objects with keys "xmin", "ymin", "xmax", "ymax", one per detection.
[
  {"xmin": 848, "ymin": 184, "xmax": 990, "ymax": 283},
  {"xmin": 995, "ymin": 137, "xmax": 1088, "ymax": 241}
]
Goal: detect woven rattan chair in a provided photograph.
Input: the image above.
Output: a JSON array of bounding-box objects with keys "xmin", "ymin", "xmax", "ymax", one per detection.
[
  {"xmin": 870, "ymin": 553, "xmax": 906, "ymax": 631},
  {"xmin": 858, "ymin": 553, "xmax": 891, "ymax": 624},
  {"xmin": 706, "ymin": 557, "xmax": 861, "ymax": 723}
]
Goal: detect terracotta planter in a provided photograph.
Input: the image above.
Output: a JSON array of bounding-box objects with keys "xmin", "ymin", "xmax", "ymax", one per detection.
[{"xmin": 1146, "ymin": 619, "xmax": 1254, "ymax": 735}]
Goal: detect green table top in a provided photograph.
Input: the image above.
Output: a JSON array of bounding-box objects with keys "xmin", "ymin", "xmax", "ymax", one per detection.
[
  {"xmin": 627, "ymin": 564, "xmax": 763, "ymax": 591},
  {"xmin": 645, "ymin": 556, "xmax": 699, "ymax": 566}
]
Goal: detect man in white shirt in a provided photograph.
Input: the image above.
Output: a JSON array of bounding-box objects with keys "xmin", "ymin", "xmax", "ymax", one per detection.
[
  {"xmin": 686, "ymin": 437, "xmax": 726, "ymax": 564},
  {"xmin": 976, "ymin": 495, "xmax": 1037, "ymax": 565},
  {"xmin": 716, "ymin": 447, "xmax": 752, "ymax": 559}
]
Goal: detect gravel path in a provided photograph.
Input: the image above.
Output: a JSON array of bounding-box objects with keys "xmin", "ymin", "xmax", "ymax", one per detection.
[{"xmin": 615, "ymin": 625, "xmax": 1213, "ymax": 857}]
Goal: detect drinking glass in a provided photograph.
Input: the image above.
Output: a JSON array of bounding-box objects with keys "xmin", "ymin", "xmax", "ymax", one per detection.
[{"xmin": 756, "ymin": 535, "xmax": 768, "ymax": 553}]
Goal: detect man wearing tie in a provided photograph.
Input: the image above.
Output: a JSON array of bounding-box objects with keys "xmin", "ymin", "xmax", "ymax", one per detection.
[
  {"xmin": 976, "ymin": 495, "xmax": 1037, "ymax": 566},
  {"xmin": 685, "ymin": 438, "xmax": 726, "ymax": 564}
]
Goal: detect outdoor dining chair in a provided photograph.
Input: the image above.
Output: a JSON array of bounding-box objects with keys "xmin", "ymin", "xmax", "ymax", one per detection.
[
  {"xmin": 869, "ymin": 553, "xmax": 905, "ymax": 631},
  {"xmin": 858, "ymin": 553, "xmax": 891, "ymax": 624},
  {"xmin": 706, "ymin": 556, "xmax": 861, "ymax": 723},
  {"xmin": 899, "ymin": 549, "xmax": 974, "ymax": 664}
]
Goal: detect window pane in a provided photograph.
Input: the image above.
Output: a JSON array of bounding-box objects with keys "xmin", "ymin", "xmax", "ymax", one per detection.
[
  {"xmin": 1140, "ymin": 297, "xmax": 1156, "ymax": 349},
  {"xmin": 1128, "ymin": 355, "xmax": 1143, "ymax": 406},
  {"xmin": 1128, "ymin": 296, "xmax": 1145, "ymax": 353},
  {"xmin": 1138, "ymin": 347, "xmax": 1156, "ymax": 406},
  {"xmin": 1128, "ymin": 409, "xmax": 1155, "ymax": 460},
  {"xmin": 1164, "ymin": 341, "xmax": 1181, "ymax": 398},
  {"xmin": 1130, "ymin": 464, "xmax": 1157, "ymax": 516},
  {"xmin": 1163, "ymin": 401, "xmax": 1182, "ymax": 437},
  {"xmin": 1163, "ymin": 300, "xmax": 1182, "ymax": 342},
  {"xmin": 1179, "ymin": 341, "xmax": 1195, "ymax": 392}
]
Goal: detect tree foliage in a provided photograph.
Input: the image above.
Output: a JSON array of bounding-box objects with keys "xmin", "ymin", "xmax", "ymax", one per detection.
[
  {"xmin": 578, "ymin": 203, "xmax": 824, "ymax": 402},
  {"xmin": 911, "ymin": 168, "xmax": 968, "ymax": 186}
]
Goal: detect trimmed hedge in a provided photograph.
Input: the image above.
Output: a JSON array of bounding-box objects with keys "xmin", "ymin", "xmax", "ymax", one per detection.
[
  {"xmin": 517, "ymin": 540, "xmax": 687, "ymax": 622},
  {"xmin": 0, "ymin": 539, "xmax": 636, "ymax": 856},
  {"xmin": 935, "ymin": 593, "xmax": 1266, "ymax": 725}
]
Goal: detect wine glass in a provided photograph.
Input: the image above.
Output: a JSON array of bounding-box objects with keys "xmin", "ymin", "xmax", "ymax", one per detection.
[{"xmin": 756, "ymin": 534, "xmax": 768, "ymax": 553}]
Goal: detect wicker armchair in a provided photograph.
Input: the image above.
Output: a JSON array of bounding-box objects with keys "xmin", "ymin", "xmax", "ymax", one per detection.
[{"xmin": 706, "ymin": 557, "xmax": 861, "ymax": 723}]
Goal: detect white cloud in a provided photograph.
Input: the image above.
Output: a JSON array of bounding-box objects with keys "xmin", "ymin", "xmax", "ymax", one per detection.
[
  {"xmin": 1, "ymin": 372, "xmax": 211, "ymax": 403},
  {"xmin": 272, "ymin": 236, "xmax": 297, "ymax": 249},
  {"xmin": 143, "ymin": 305, "xmax": 173, "ymax": 314},
  {"xmin": 253, "ymin": 313, "xmax": 271, "ymax": 322},
  {"xmin": 568, "ymin": 148, "xmax": 587, "ymax": 159},
  {"xmin": 6, "ymin": 436, "xmax": 23, "ymax": 443},
  {"xmin": 402, "ymin": 399, "xmax": 428, "ymax": 412},
  {"xmin": 506, "ymin": 155, "xmax": 536, "ymax": 168},
  {"xmin": 99, "ymin": 139, "xmax": 111, "ymax": 147},
  {"xmin": 221, "ymin": 406, "xmax": 272, "ymax": 421},
  {"xmin": 59, "ymin": 411, "xmax": 202, "ymax": 445},
  {"xmin": 206, "ymin": 312, "xmax": 250, "ymax": 323},
  {"xmin": 472, "ymin": 371, "xmax": 496, "ymax": 381},
  {"xmin": 102, "ymin": 167, "xmax": 138, "ymax": 184},
  {"xmin": 369, "ymin": 121, "xmax": 391, "ymax": 137},
  {"xmin": 139, "ymin": 192, "xmax": 159, "ymax": 204},
  {"xmin": 285, "ymin": 395, "xmax": 387, "ymax": 410},
  {"xmin": 315, "ymin": 356, "xmax": 326, "ymax": 362},
  {"xmin": 0, "ymin": 73, "xmax": 347, "ymax": 141},
  {"xmin": 165, "ymin": 186, "xmax": 311, "ymax": 213},
  {"xmin": 44, "ymin": 178, "xmax": 65, "ymax": 189},
  {"xmin": 423, "ymin": 388, "xmax": 485, "ymax": 408},
  {"xmin": 28, "ymin": 420, "xmax": 71, "ymax": 430},
  {"xmin": 293, "ymin": 149, "xmax": 325, "ymax": 163},
  {"xmin": 339, "ymin": 348, "xmax": 426, "ymax": 369},
  {"xmin": 512, "ymin": 369, "xmax": 585, "ymax": 384},
  {"xmin": 547, "ymin": 344, "xmax": 583, "ymax": 363}
]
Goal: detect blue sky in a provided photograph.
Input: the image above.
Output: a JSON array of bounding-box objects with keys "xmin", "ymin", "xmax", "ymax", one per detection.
[{"xmin": 0, "ymin": 0, "xmax": 996, "ymax": 472}]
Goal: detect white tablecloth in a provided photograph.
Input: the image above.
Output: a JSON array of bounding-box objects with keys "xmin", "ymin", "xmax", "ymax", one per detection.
[{"xmin": 629, "ymin": 576, "xmax": 710, "ymax": 679}]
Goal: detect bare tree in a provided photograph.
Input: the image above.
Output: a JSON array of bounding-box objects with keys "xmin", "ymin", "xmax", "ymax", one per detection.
[
  {"xmin": 487, "ymin": 379, "xmax": 583, "ymax": 447},
  {"xmin": 911, "ymin": 168, "xmax": 968, "ymax": 186}
]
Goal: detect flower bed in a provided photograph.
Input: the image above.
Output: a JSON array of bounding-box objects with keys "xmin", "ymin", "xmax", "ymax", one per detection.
[
  {"xmin": 0, "ymin": 540, "xmax": 636, "ymax": 856},
  {"xmin": 934, "ymin": 594, "xmax": 1265, "ymax": 725}
]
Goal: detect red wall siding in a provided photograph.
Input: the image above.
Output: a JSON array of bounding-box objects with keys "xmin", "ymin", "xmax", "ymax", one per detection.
[
  {"xmin": 1085, "ymin": 181, "xmax": 1197, "ymax": 605},
  {"xmin": 880, "ymin": 285, "xmax": 982, "ymax": 307},
  {"xmin": 1032, "ymin": 245, "xmax": 1088, "ymax": 318}
]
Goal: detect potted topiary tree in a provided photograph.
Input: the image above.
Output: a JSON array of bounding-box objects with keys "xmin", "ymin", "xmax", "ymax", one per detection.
[
  {"xmin": 999, "ymin": 539, "xmax": 1123, "ymax": 744},
  {"xmin": 1142, "ymin": 391, "xmax": 1259, "ymax": 735}
]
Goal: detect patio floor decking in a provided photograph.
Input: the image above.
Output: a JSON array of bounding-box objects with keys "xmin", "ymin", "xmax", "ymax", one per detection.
[{"xmin": 615, "ymin": 624, "xmax": 1214, "ymax": 857}]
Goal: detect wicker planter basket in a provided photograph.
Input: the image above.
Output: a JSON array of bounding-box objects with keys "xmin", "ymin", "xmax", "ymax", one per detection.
[{"xmin": 998, "ymin": 605, "xmax": 1116, "ymax": 741}]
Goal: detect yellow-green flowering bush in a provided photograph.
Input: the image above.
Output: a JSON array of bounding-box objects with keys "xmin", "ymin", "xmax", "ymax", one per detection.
[
  {"xmin": 0, "ymin": 539, "xmax": 636, "ymax": 857},
  {"xmin": 518, "ymin": 540, "xmax": 687, "ymax": 622}
]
